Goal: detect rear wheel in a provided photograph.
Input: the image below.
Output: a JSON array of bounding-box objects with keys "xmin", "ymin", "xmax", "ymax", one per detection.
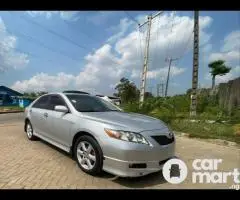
[
  {"xmin": 25, "ymin": 121, "xmax": 37, "ymax": 141},
  {"xmin": 74, "ymin": 135, "xmax": 103, "ymax": 176}
]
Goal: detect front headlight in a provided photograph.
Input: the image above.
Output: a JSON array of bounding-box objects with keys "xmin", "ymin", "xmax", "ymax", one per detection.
[{"xmin": 104, "ymin": 128, "xmax": 150, "ymax": 145}]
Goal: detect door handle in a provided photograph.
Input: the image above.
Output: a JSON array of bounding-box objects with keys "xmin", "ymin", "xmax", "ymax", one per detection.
[{"xmin": 44, "ymin": 113, "xmax": 48, "ymax": 118}]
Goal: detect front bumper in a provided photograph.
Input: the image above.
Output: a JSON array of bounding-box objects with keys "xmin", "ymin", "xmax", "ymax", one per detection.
[
  {"xmin": 102, "ymin": 132, "xmax": 175, "ymax": 177},
  {"xmin": 103, "ymin": 156, "xmax": 175, "ymax": 177}
]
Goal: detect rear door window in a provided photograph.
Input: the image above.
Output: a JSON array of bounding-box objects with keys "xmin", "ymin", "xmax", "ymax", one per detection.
[{"xmin": 32, "ymin": 95, "xmax": 50, "ymax": 110}]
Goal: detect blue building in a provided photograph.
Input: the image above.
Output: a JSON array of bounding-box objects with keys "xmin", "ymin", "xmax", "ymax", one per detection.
[{"xmin": 0, "ymin": 86, "xmax": 23, "ymax": 106}]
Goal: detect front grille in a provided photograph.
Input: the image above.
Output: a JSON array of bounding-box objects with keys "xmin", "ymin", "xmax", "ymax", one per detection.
[{"xmin": 151, "ymin": 135, "xmax": 174, "ymax": 145}]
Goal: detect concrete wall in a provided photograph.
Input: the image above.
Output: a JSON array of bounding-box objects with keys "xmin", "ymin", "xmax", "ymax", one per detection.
[{"xmin": 217, "ymin": 77, "xmax": 240, "ymax": 113}]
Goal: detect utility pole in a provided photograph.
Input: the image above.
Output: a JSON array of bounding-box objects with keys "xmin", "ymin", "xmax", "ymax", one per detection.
[
  {"xmin": 160, "ymin": 83, "xmax": 164, "ymax": 97},
  {"xmin": 157, "ymin": 84, "xmax": 160, "ymax": 97},
  {"xmin": 190, "ymin": 11, "xmax": 199, "ymax": 117},
  {"xmin": 165, "ymin": 57, "xmax": 178, "ymax": 97},
  {"xmin": 139, "ymin": 11, "xmax": 164, "ymax": 105}
]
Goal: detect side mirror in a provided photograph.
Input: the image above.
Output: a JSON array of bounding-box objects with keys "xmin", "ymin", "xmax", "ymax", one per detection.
[{"xmin": 54, "ymin": 105, "xmax": 68, "ymax": 113}]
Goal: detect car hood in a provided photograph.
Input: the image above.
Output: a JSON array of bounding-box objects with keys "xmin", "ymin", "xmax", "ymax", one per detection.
[{"xmin": 82, "ymin": 111, "xmax": 168, "ymax": 132}]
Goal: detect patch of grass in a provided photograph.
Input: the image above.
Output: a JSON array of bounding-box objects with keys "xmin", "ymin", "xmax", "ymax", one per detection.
[
  {"xmin": 0, "ymin": 106, "xmax": 24, "ymax": 112},
  {"xmin": 171, "ymin": 119, "xmax": 240, "ymax": 144}
]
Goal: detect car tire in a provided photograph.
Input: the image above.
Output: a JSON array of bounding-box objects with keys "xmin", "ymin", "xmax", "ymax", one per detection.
[
  {"xmin": 74, "ymin": 135, "xmax": 103, "ymax": 176},
  {"xmin": 25, "ymin": 121, "xmax": 37, "ymax": 141}
]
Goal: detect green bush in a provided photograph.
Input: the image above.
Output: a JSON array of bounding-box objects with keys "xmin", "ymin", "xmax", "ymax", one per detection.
[
  {"xmin": 121, "ymin": 92, "xmax": 239, "ymax": 143},
  {"xmin": 230, "ymin": 108, "xmax": 240, "ymax": 124},
  {"xmin": 122, "ymin": 92, "xmax": 239, "ymax": 125},
  {"xmin": 149, "ymin": 107, "xmax": 175, "ymax": 124}
]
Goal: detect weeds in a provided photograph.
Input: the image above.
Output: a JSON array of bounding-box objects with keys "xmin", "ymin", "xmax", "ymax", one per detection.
[{"xmin": 122, "ymin": 95, "xmax": 240, "ymax": 144}]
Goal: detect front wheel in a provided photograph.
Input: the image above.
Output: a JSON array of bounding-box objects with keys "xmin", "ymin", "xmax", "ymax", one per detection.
[
  {"xmin": 74, "ymin": 135, "xmax": 103, "ymax": 176},
  {"xmin": 25, "ymin": 121, "xmax": 37, "ymax": 141}
]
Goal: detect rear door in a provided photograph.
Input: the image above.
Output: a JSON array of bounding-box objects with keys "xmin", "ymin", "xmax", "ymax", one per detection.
[
  {"xmin": 30, "ymin": 95, "xmax": 52, "ymax": 137},
  {"xmin": 47, "ymin": 95, "xmax": 72, "ymax": 147}
]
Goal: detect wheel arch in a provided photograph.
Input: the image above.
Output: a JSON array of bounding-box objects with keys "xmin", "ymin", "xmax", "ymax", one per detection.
[
  {"xmin": 71, "ymin": 131, "xmax": 101, "ymax": 157},
  {"xmin": 24, "ymin": 118, "xmax": 30, "ymax": 132}
]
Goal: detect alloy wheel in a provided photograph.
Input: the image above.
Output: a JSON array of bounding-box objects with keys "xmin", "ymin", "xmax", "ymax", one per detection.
[{"xmin": 77, "ymin": 141, "xmax": 96, "ymax": 170}]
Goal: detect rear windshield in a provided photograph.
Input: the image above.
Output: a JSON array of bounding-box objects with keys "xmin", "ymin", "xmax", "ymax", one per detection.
[{"xmin": 66, "ymin": 94, "xmax": 121, "ymax": 112}]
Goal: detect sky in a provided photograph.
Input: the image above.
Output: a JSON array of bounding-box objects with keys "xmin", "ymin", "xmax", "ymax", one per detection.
[{"xmin": 0, "ymin": 11, "xmax": 239, "ymax": 96}]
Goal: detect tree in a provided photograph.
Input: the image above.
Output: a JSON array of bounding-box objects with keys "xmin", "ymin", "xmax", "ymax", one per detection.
[
  {"xmin": 37, "ymin": 91, "xmax": 48, "ymax": 96},
  {"xmin": 144, "ymin": 92, "xmax": 153, "ymax": 99},
  {"xmin": 208, "ymin": 60, "xmax": 231, "ymax": 89},
  {"xmin": 30, "ymin": 92, "xmax": 37, "ymax": 97},
  {"xmin": 115, "ymin": 77, "xmax": 139, "ymax": 103}
]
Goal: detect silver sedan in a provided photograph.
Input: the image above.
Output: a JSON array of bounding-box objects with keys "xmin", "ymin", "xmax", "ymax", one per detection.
[{"xmin": 24, "ymin": 91, "xmax": 175, "ymax": 177}]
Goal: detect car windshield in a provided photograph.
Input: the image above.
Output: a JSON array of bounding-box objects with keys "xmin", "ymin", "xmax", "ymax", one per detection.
[{"xmin": 66, "ymin": 94, "xmax": 121, "ymax": 112}]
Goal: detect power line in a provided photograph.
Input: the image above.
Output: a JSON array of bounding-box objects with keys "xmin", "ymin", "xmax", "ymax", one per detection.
[
  {"xmin": 0, "ymin": 26, "xmax": 82, "ymax": 63},
  {"xmin": 151, "ymin": 13, "xmax": 161, "ymax": 70},
  {"xmin": 168, "ymin": 11, "xmax": 179, "ymax": 58},
  {"xmin": 165, "ymin": 11, "xmax": 177, "ymax": 60},
  {"xmin": 123, "ymin": 11, "xmax": 143, "ymax": 66},
  {"xmin": 62, "ymin": 19, "xmax": 100, "ymax": 44},
  {"xmin": 19, "ymin": 14, "xmax": 90, "ymax": 51},
  {"xmin": 139, "ymin": 11, "xmax": 164, "ymax": 104},
  {"xmin": 123, "ymin": 11, "xmax": 140, "ymax": 26},
  {"xmin": 176, "ymin": 12, "xmax": 194, "ymax": 66},
  {"xmin": 61, "ymin": 18, "xmax": 126, "ymax": 67},
  {"xmin": 10, "ymin": 12, "xmax": 122, "ymax": 67},
  {"xmin": 0, "ymin": 42, "xmax": 57, "ymax": 65}
]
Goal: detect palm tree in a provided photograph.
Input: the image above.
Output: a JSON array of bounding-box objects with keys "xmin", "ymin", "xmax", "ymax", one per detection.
[{"xmin": 208, "ymin": 60, "xmax": 231, "ymax": 89}]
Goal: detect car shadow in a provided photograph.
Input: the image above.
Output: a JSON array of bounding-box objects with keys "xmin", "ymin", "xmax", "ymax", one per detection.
[
  {"xmin": 36, "ymin": 138, "xmax": 72, "ymax": 157},
  {"xmin": 36, "ymin": 138, "xmax": 167, "ymax": 188},
  {"xmin": 107, "ymin": 171, "xmax": 166, "ymax": 188}
]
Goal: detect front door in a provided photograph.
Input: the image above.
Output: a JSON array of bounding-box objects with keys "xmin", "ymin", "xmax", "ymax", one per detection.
[{"xmin": 47, "ymin": 95, "xmax": 72, "ymax": 147}]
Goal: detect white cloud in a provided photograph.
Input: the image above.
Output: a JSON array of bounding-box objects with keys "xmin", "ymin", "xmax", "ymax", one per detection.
[
  {"xmin": 75, "ymin": 44, "xmax": 125, "ymax": 94},
  {"xmin": 26, "ymin": 11, "xmax": 80, "ymax": 21},
  {"xmin": 130, "ymin": 66, "xmax": 186, "ymax": 80},
  {"xmin": 221, "ymin": 30, "xmax": 240, "ymax": 52},
  {"xmin": 87, "ymin": 11, "xmax": 116, "ymax": 26},
  {"xmin": 0, "ymin": 17, "xmax": 29, "ymax": 72},
  {"xmin": 209, "ymin": 30, "xmax": 240, "ymax": 64},
  {"xmin": 202, "ymin": 43, "xmax": 212, "ymax": 53},
  {"xmin": 12, "ymin": 72, "xmax": 75, "ymax": 92},
  {"xmin": 204, "ymin": 30, "xmax": 240, "ymax": 87},
  {"xmin": 11, "ymin": 12, "xmax": 213, "ymax": 95},
  {"xmin": 107, "ymin": 18, "xmax": 134, "ymax": 44},
  {"xmin": 209, "ymin": 51, "xmax": 240, "ymax": 63}
]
